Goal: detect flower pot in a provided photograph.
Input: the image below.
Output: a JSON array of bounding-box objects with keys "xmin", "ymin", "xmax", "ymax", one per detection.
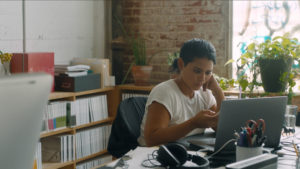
[
  {"xmin": 258, "ymin": 58, "xmax": 293, "ymax": 93},
  {"xmin": 131, "ymin": 65, "xmax": 153, "ymax": 86}
]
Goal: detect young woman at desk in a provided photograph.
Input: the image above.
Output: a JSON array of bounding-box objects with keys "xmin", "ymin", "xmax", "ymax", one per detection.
[{"xmin": 138, "ymin": 38, "xmax": 225, "ymax": 147}]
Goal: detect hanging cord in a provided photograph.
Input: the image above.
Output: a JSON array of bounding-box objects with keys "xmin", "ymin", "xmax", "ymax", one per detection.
[{"xmin": 206, "ymin": 139, "xmax": 236, "ymax": 159}]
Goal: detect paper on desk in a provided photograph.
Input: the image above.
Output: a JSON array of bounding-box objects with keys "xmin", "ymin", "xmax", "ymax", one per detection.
[{"xmin": 105, "ymin": 147, "xmax": 206, "ymax": 169}]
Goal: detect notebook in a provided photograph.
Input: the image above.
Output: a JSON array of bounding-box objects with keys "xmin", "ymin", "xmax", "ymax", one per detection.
[
  {"xmin": 185, "ymin": 96, "xmax": 287, "ymax": 153},
  {"xmin": 0, "ymin": 73, "xmax": 52, "ymax": 169}
]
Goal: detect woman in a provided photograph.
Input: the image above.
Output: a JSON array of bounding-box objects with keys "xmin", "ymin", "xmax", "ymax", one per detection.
[{"xmin": 138, "ymin": 38, "xmax": 225, "ymax": 146}]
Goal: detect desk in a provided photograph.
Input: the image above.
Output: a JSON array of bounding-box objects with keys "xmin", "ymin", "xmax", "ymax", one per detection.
[
  {"xmin": 92, "ymin": 146, "xmax": 214, "ymax": 169},
  {"xmin": 93, "ymin": 131, "xmax": 300, "ymax": 169}
]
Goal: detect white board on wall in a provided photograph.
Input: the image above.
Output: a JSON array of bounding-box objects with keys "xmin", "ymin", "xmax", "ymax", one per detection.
[{"xmin": 0, "ymin": 0, "xmax": 107, "ymax": 65}]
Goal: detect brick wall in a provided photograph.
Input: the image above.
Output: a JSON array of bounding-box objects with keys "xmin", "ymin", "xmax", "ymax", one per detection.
[{"xmin": 112, "ymin": 0, "xmax": 231, "ymax": 84}]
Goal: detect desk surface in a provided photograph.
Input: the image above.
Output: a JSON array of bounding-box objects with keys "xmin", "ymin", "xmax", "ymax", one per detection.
[{"xmin": 94, "ymin": 131, "xmax": 300, "ymax": 169}]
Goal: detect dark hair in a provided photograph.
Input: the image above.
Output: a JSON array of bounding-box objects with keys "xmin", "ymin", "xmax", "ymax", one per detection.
[
  {"xmin": 179, "ymin": 38, "xmax": 216, "ymax": 65},
  {"xmin": 168, "ymin": 58, "xmax": 180, "ymax": 74}
]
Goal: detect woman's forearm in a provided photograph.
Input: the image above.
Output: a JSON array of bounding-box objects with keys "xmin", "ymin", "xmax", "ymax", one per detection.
[
  {"xmin": 211, "ymin": 86, "xmax": 225, "ymax": 112},
  {"xmin": 145, "ymin": 118, "xmax": 196, "ymax": 146}
]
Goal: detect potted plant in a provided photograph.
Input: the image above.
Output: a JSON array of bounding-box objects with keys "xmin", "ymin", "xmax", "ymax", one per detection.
[
  {"xmin": 226, "ymin": 33, "xmax": 300, "ymax": 95},
  {"xmin": 115, "ymin": 17, "xmax": 153, "ymax": 86},
  {"xmin": 0, "ymin": 50, "xmax": 12, "ymax": 76}
]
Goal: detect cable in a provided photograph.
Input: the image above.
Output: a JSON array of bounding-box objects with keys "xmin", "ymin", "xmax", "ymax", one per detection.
[
  {"xmin": 141, "ymin": 150, "xmax": 161, "ymax": 168},
  {"xmin": 206, "ymin": 139, "xmax": 236, "ymax": 159}
]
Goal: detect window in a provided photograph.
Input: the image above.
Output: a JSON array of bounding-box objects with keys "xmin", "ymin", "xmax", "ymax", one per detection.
[{"xmin": 232, "ymin": 1, "xmax": 300, "ymax": 78}]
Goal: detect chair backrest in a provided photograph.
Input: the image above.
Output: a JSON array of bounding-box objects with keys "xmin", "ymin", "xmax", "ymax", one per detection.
[{"xmin": 108, "ymin": 97, "xmax": 147, "ymax": 158}]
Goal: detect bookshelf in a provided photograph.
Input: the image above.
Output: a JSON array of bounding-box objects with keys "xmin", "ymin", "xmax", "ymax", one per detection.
[
  {"xmin": 115, "ymin": 84, "xmax": 153, "ymax": 102},
  {"xmin": 38, "ymin": 87, "xmax": 118, "ymax": 169}
]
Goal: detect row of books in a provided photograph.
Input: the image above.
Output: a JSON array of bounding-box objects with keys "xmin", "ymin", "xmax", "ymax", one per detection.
[
  {"xmin": 76, "ymin": 155, "xmax": 112, "ymax": 169},
  {"xmin": 33, "ymin": 142, "xmax": 42, "ymax": 169},
  {"xmin": 122, "ymin": 93, "xmax": 149, "ymax": 100},
  {"xmin": 76, "ymin": 125, "xmax": 111, "ymax": 159},
  {"xmin": 70, "ymin": 95, "xmax": 108, "ymax": 126},
  {"xmin": 41, "ymin": 134, "xmax": 75, "ymax": 163},
  {"xmin": 41, "ymin": 95, "xmax": 108, "ymax": 132},
  {"xmin": 42, "ymin": 102, "xmax": 67, "ymax": 131}
]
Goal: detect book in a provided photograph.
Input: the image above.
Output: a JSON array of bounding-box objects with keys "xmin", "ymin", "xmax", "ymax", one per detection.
[{"xmin": 55, "ymin": 64, "xmax": 90, "ymax": 71}]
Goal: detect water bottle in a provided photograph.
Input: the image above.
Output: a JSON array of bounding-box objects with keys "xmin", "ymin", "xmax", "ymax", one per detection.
[{"xmin": 284, "ymin": 105, "xmax": 298, "ymax": 134}]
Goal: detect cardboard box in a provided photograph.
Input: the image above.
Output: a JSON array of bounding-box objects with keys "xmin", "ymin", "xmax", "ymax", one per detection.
[
  {"xmin": 55, "ymin": 74, "xmax": 101, "ymax": 92},
  {"xmin": 10, "ymin": 52, "xmax": 55, "ymax": 91}
]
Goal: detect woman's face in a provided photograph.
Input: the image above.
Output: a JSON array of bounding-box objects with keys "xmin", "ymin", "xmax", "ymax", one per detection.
[{"xmin": 180, "ymin": 57, "xmax": 214, "ymax": 90}]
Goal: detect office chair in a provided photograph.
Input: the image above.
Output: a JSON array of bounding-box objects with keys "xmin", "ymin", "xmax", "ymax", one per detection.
[{"xmin": 107, "ymin": 96, "xmax": 147, "ymax": 158}]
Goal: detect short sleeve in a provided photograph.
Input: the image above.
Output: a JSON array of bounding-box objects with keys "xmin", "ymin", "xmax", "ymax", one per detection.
[
  {"xmin": 199, "ymin": 89, "xmax": 216, "ymax": 110},
  {"xmin": 145, "ymin": 83, "xmax": 175, "ymax": 119}
]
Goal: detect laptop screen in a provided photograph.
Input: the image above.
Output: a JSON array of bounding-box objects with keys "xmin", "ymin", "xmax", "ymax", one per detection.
[
  {"xmin": 215, "ymin": 96, "xmax": 287, "ymax": 152},
  {"xmin": 0, "ymin": 73, "xmax": 52, "ymax": 169}
]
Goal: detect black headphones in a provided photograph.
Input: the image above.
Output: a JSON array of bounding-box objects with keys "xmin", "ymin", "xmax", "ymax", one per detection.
[{"xmin": 156, "ymin": 143, "xmax": 210, "ymax": 169}]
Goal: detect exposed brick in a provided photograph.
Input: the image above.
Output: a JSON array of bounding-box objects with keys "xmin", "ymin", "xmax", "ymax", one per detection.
[
  {"xmin": 155, "ymin": 40, "xmax": 176, "ymax": 48},
  {"xmin": 123, "ymin": 17, "xmax": 140, "ymax": 24},
  {"xmin": 199, "ymin": 7, "xmax": 221, "ymax": 15},
  {"xmin": 160, "ymin": 8, "xmax": 174, "ymax": 15},
  {"xmin": 181, "ymin": 8, "xmax": 198, "ymax": 15},
  {"xmin": 160, "ymin": 33, "xmax": 178, "ymax": 40},
  {"xmin": 133, "ymin": 9, "xmax": 141, "ymax": 15},
  {"xmin": 163, "ymin": 1, "xmax": 185, "ymax": 8},
  {"xmin": 113, "ymin": 0, "xmax": 231, "ymax": 84},
  {"xmin": 190, "ymin": 17, "xmax": 212, "ymax": 23},
  {"xmin": 144, "ymin": 1, "xmax": 162, "ymax": 8},
  {"xmin": 174, "ymin": 25, "xmax": 195, "ymax": 32},
  {"xmin": 175, "ymin": 41, "xmax": 185, "ymax": 48},
  {"xmin": 177, "ymin": 33, "xmax": 203, "ymax": 41},
  {"xmin": 185, "ymin": 0, "xmax": 207, "ymax": 7},
  {"xmin": 123, "ymin": 9, "xmax": 132, "ymax": 16}
]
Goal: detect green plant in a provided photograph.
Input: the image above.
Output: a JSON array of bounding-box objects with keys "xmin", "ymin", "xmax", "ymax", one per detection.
[
  {"xmin": 114, "ymin": 16, "xmax": 150, "ymax": 84},
  {"xmin": 114, "ymin": 16, "xmax": 148, "ymax": 66},
  {"xmin": 214, "ymin": 74, "xmax": 236, "ymax": 90},
  {"xmin": 226, "ymin": 33, "xmax": 300, "ymax": 99},
  {"xmin": 167, "ymin": 52, "xmax": 180, "ymax": 66}
]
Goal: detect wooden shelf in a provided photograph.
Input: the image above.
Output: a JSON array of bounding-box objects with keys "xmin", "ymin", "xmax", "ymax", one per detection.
[
  {"xmin": 117, "ymin": 84, "xmax": 154, "ymax": 91},
  {"xmin": 74, "ymin": 117, "xmax": 114, "ymax": 130},
  {"xmin": 42, "ymin": 161, "xmax": 74, "ymax": 169},
  {"xmin": 49, "ymin": 92, "xmax": 74, "ymax": 101},
  {"xmin": 76, "ymin": 150, "xmax": 108, "ymax": 163},
  {"xmin": 75, "ymin": 87, "xmax": 115, "ymax": 97},
  {"xmin": 40, "ymin": 128, "xmax": 74, "ymax": 138},
  {"xmin": 49, "ymin": 87, "xmax": 115, "ymax": 101}
]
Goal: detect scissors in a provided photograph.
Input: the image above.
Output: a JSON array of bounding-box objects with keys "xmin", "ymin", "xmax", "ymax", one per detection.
[{"xmin": 245, "ymin": 119, "xmax": 266, "ymax": 146}]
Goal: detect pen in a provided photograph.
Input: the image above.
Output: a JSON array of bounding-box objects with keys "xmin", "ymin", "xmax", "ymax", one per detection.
[{"xmin": 293, "ymin": 141, "xmax": 299, "ymax": 157}]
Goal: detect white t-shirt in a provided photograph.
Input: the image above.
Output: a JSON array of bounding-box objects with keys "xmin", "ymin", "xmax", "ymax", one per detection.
[{"xmin": 138, "ymin": 79, "xmax": 216, "ymax": 146}]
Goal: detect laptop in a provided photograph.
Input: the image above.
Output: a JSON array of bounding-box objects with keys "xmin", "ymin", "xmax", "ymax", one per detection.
[
  {"xmin": 0, "ymin": 73, "xmax": 52, "ymax": 169},
  {"xmin": 185, "ymin": 96, "xmax": 287, "ymax": 153}
]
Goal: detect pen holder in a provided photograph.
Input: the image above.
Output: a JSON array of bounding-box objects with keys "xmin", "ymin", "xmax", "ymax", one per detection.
[{"xmin": 236, "ymin": 145, "xmax": 263, "ymax": 161}]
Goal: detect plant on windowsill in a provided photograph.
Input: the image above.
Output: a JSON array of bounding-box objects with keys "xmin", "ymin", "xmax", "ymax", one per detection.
[{"xmin": 226, "ymin": 33, "xmax": 300, "ymax": 101}]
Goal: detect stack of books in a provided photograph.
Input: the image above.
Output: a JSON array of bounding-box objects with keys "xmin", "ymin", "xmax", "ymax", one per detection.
[{"xmin": 55, "ymin": 65, "xmax": 91, "ymax": 77}]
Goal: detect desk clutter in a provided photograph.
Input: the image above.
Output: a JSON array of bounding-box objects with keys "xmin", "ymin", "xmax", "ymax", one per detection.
[
  {"xmin": 96, "ymin": 145, "xmax": 280, "ymax": 169},
  {"xmin": 235, "ymin": 119, "xmax": 266, "ymax": 148}
]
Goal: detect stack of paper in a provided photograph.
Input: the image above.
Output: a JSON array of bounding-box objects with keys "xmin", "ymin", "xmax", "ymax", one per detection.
[{"xmin": 55, "ymin": 64, "xmax": 91, "ymax": 77}]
